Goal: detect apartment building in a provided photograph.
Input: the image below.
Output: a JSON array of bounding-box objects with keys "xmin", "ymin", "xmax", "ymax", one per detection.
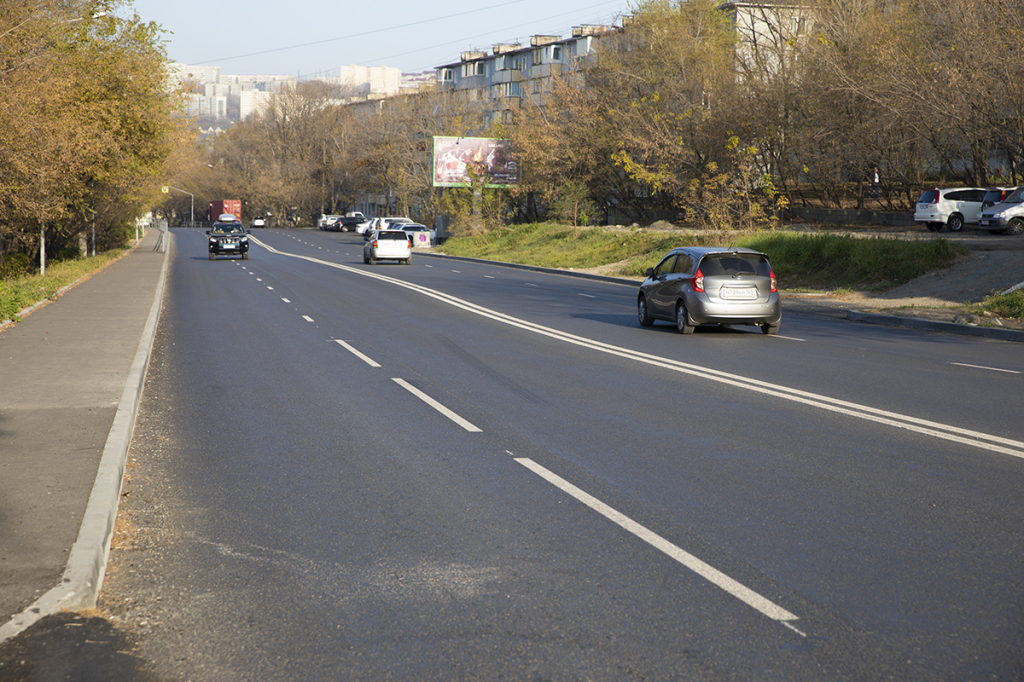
[
  {"xmin": 435, "ymin": 25, "xmax": 616, "ymax": 124},
  {"xmin": 434, "ymin": 2, "xmax": 811, "ymax": 122}
]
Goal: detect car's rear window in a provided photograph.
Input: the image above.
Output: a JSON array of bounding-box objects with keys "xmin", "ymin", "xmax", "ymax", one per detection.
[
  {"xmin": 377, "ymin": 231, "xmax": 407, "ymax": 240},
  {"xmin": 699, "ymin": 254, "xmax": 771, "ymax": 277},
  {"xmin": 982, "ymin": 190, "xmax": 1006, "ymax": 205},
  {"xmin": 917, "ymin": 190, "xmax": 939, "ymax": 204}
]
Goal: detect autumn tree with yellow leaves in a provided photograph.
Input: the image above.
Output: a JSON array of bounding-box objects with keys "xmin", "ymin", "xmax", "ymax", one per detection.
[{"xmin": 0, "ymin": 0, "xmax": 189, "ymax": 272}]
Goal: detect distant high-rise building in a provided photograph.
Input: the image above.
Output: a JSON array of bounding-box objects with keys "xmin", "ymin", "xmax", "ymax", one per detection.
[{"xmin": 337, "ymin": 64, "xmax": 401, "ymax": 98}]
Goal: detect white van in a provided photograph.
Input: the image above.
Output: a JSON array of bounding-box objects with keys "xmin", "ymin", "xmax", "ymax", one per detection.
[{"xmin": 914, "ymin": 187, "xmax": 986, "ymax": 232}]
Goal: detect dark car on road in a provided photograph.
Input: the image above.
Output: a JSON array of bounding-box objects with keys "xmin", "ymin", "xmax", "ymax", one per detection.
[
  {"xmin": 207, "ymin": 216, "xmax": 250, "ymax": 260},
  {"xmin": 638, "ymin": 247, "xmax": 781, "ymax": 335}
]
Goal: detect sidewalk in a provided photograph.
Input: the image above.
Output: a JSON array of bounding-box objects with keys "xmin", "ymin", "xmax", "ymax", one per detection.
[{"xmin": 0, "ymin": 228, "xmax": 169, "ymax": 642}]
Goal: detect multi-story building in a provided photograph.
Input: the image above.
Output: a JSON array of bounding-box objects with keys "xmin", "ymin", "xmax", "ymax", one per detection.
[
  {"xmin": 433, "ymin": 2, "xmax": 812, "ymax": 122},
  {"xmin": 167, "ymin": 63, "xmax": 296, "ymax": 122},
  {"xmin": 435, "ymin": 25, "xmax": 617, "ymax": 125}
]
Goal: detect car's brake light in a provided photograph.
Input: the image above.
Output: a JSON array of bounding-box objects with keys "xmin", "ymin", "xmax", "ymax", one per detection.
[
  {"xmin": 690, "ymin": 268, "xmax": 705, "ymax": 292},
  {"xmin": 372, "ymin": 240, "xmax": 379, "ymax": 248},
  {"xmin": 769, "ymin": 268, "xmax": 777, "ymax": 293}
]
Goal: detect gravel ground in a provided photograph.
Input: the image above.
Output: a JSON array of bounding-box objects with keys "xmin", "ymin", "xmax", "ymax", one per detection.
[{"xmin": 809, "ymin": 239, "xmax": 1024, "ymax": 330}]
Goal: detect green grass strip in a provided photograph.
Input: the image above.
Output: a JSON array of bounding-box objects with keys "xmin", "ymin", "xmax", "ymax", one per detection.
[
  {"xmin": 0, "ymin": 249, "xmax": 130, "ymax": 323},
  {"xmin": 441, "ymin": 224, "xmax": 971, "ymax": 292}
]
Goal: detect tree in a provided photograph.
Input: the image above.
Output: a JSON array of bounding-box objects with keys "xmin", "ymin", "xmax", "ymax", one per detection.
[{"xmin": 0, "ymin": 0, "xmax": 189, "ymax": 270}]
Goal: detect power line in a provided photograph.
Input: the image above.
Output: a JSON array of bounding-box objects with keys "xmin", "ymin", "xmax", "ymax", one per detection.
[
  {"xmin": 193, "ymin": 0, "xmax": 531, "ymax": 65},
  {"xmin": 370, "ymin": 1, "xmax": 627, "ymax": 72}
]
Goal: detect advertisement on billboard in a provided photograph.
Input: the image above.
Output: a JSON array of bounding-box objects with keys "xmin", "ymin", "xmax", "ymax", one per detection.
[{"xmin": 433, "ymin": 136, "xmax": 519, "ymax": 188}]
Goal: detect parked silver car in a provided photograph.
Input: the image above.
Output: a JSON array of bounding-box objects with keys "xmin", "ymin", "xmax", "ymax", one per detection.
[
  {"xmin": 638, "ymin": 247, "xmax": 781, "ymax": 335},
  {"xmin": 978, "ymin": 186, "xmax": 1024, "ymax": 235}
]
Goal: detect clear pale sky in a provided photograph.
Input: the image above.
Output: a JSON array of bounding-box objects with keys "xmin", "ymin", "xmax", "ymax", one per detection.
[{"xmin": 123, "ymin": 0, "xmax": 632, "ymax": 77}]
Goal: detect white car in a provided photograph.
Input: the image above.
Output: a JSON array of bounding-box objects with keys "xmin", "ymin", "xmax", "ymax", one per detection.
[
  {"xmin": 362, "ymin": 217, "xmax": 414, "ymax": 239},
  {"xmin": 363, "ymin": 230, "xmax": 412, "ymax": 265},
  {"xmin": 914, "ymin": 187, "xmax": 986, "ymax": 232}
]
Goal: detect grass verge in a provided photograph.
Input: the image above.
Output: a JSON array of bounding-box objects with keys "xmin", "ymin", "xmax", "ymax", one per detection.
[
  {"xmin": 0, "ymin": 249, "xmax": 131, "ymax": 323},
  {"xmin": 441, "ymin": 223, "xmax": 971, "ymax": 291},
  {"xmin": 972, "ymin": 288, "xmax": 1024, "ymax": 320}
]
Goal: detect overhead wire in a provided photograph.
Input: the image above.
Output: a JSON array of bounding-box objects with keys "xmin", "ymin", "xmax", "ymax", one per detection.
[{"xmin": 192, "ymin": 0, "xmax": 628, "ymax": 73}]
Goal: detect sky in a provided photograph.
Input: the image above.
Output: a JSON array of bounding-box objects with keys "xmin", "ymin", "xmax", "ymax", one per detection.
[{"xmin": 122, "ymin": 0, "xmax": 634, "ymax": 77}]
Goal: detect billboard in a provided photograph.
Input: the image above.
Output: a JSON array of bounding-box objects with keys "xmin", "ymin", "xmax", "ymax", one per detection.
[{"xmin": 433, "ymin": 136, "xmax": 519, "ymax": 188}]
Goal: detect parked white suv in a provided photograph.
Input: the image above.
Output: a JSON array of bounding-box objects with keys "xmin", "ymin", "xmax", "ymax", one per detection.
[
  {"xmin": 978, "ymin": 186, "xmax": 1024, "ymax": 236},
  {"xmin": 914, "ymin": 187, "xmax": 986, "ymax": 232}
]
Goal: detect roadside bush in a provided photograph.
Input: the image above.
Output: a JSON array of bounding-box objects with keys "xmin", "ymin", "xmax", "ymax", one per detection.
[
  {"xmin": 742, "ymin": 233, "xmax": 969, "ymax": 290},
  {"xmin": 52, "ymin": 247, "xmax": 82, "ymax": 263},
  {"xmin": 0, "ymin": 253, "xmax": 34, "ymax": 280}
]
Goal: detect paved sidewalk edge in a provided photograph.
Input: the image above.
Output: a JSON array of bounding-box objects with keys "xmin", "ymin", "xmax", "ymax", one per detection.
[
  {"xmin": 848, "ymin": 309, "xmax": 1024, "ymax": 342},
  {"xmin": 0, "ymin": 228, "xmax": 172, "ymax": 644}
]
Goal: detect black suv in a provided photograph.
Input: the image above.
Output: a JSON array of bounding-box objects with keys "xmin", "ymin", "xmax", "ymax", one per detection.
[
  {"xmin": 337, "ymin": 215, "xmax": 363, "ymax": 232},
  {"xmin": 207, "ymin": 220, "xmax": 250, "ymax": 260}
]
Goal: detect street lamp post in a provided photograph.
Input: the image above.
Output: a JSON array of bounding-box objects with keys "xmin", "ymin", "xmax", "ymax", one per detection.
[{"xmin": 165, "ymin": 186, "xmax": 195, "ymax": 227}]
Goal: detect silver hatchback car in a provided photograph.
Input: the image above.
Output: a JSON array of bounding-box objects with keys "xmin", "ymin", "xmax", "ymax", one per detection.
[{"xmin": 638, "ymin": 247, "xmax": 781, "ymax": 335}]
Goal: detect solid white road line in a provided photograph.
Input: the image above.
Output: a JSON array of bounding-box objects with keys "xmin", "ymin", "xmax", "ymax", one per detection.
[
  {"xmin": 950, "ymin": 362, "xmax": 1021, "ymax": 374},
  {"xmin": 579, "ymin": 293, "xmax": 596, "ymax": 299},
  {"xmin": 515, "ymin": 456, "xmax": 800, "ymax": 626},
  {"xmin": 333, "ymin": 339, "xmax": 380, "ymax": 368},
  {"xmin": 248, "ymin": 237, "xmax": 1024, "ymax": 460},
  {"xmin": 392, "ymin": 378, "xmax": 482, "ymax": 432}
]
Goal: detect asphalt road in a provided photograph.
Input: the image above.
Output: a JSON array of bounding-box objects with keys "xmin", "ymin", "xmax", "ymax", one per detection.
[{"xmin": 50, "ymin": 228, "xmax": 1024, "ymax": 680}]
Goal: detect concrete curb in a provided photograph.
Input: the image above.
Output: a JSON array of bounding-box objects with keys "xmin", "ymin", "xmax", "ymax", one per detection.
[
  {"xmin": 847, "ymin": 309, "xmax": 1024, "ymax": 342},
  {"xmin": 0, "ymin": 229, "xmax": 171, "ymax": 644}
]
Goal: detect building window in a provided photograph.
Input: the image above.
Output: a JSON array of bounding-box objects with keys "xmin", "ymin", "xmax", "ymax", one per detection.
[{"xmin": 552, "ymin": 45, "xmax": 562, "ymax": 62}]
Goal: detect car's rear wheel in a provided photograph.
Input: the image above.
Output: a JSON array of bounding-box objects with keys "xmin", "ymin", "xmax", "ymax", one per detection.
[
  {"xmin": 946, "ymin": 214, "xmax": 965, "ymax": 232},
  {"xmin": 1007, "ymin": 218, "xmax": 1024, "ymax": 236},
  {"xmin": 242, "ymin": 251, "xmax": 249, "ymax": 260},
  {"xmin": 675, "ymin": 302, "xmax": 695, "ymax": 335},
  {"xmin": 209, "ymin": 252, "xmax": 215, "ymax": 260},
  {"xmin": 369, "ymin": 256, "xmax": 377, "ymax": 265},
  {"xmin": 405, "ymin": 258, "xmax": 412, "ymax": 265},
  {"xmin": 762, "ymin": 322, "xmax": 780, "ymax": 335},
  {"xmin": 637, "ymin": 296, "xmax": 654, "ymax": 327}
]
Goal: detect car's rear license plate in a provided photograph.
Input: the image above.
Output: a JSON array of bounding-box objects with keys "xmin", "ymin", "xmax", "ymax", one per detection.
[{"xmin": 722, "ymin": 287, "xmax": 756, "ymax": 299}]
